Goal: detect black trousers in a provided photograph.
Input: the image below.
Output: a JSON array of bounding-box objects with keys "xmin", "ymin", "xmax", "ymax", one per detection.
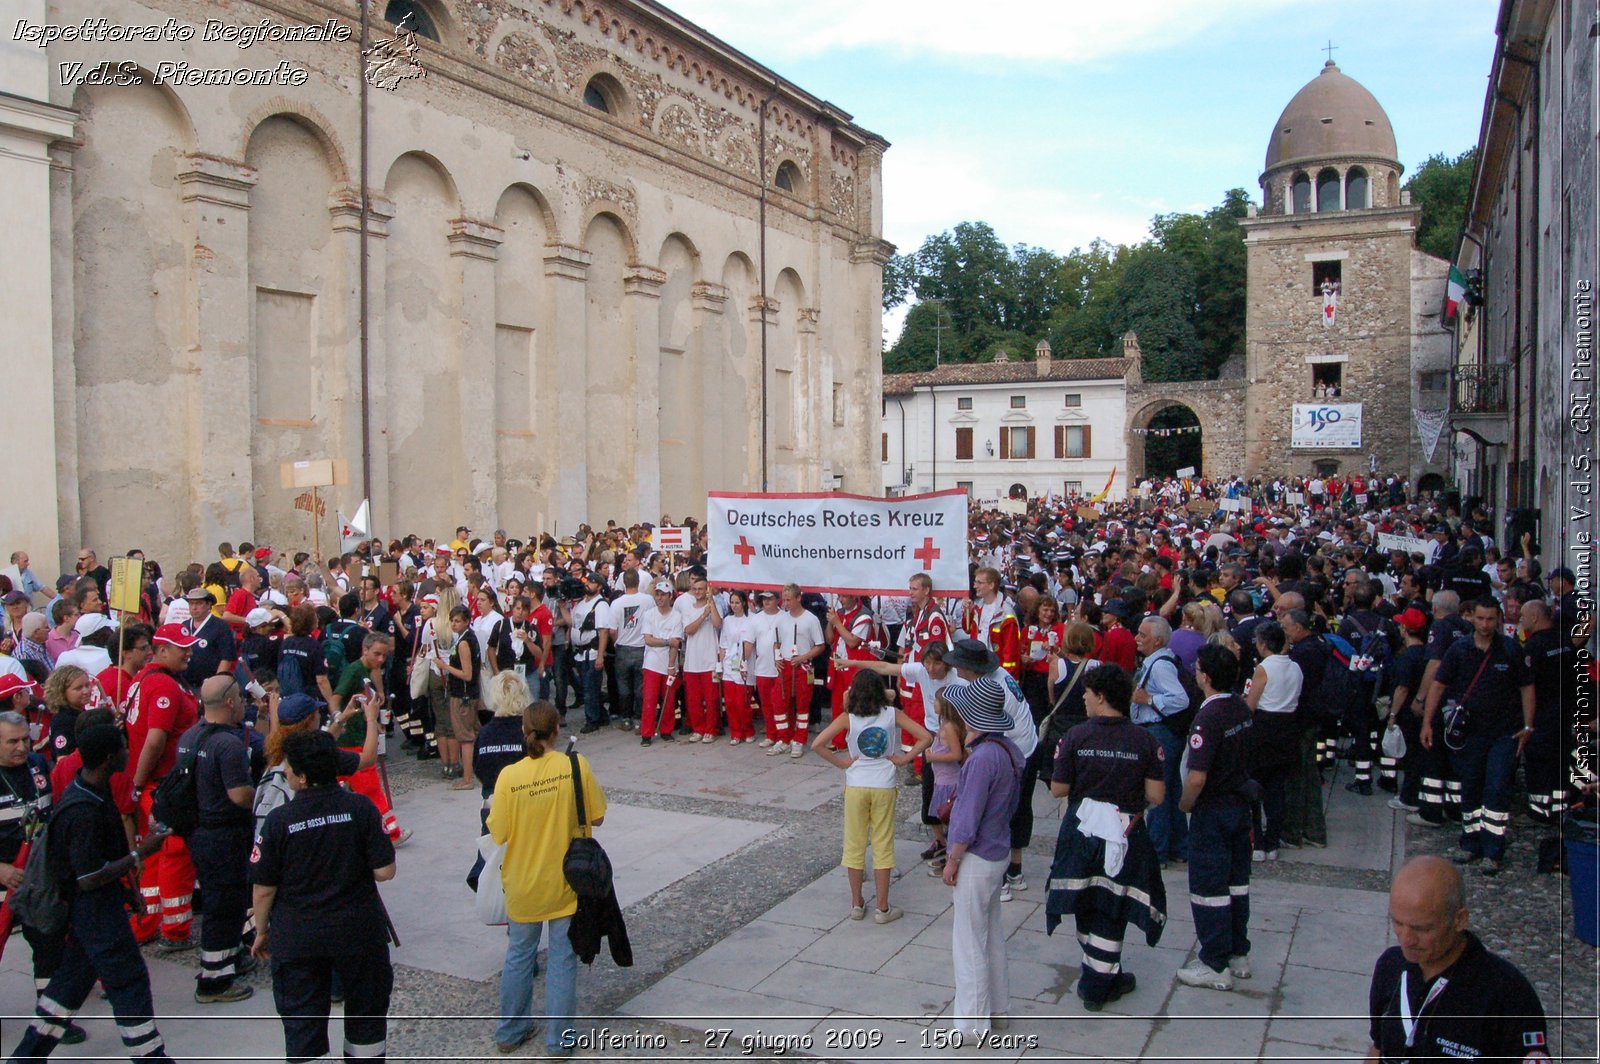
[
  {"xmin": 1073, "ymin": 906, "xmax": 1128, "ymax": 1004},
  {"xmin": 1008, "ymin": 742, "xmax": 1047, "ymax": 851},
  {"xmin": 1187, "ymin": 804, "xmax": 1252, "ymax": 972},
  {"xmin": 189, "ymin": 826, "xmax": 252, "ymax": 992},
  {"xmin": 272, "ymin": 947, "xmax": 393, "ymax": 1063},
  {"xmin": 9, "ymin": 889, "xmax": 171, "ymax": 1062}
]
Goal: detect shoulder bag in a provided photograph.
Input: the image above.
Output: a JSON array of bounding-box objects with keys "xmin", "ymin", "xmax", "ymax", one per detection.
[
  {"xmin": 1441, "ymin": 644, "xmax": 1494, "ymax": 752},
  {"xmin": 563, "ymin": 745, "xmax": 613, "ymax": 898}
]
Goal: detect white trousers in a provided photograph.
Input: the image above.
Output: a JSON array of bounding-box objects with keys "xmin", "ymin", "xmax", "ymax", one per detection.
[{"xmin": 951, "ymin": 851, "xmax": 1009, "ymax": 1034}]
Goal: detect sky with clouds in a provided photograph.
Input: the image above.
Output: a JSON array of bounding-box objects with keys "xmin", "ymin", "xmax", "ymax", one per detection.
[{"xmin": 670, "ymin": 0, "xmax": 1501, "ymax": 273}]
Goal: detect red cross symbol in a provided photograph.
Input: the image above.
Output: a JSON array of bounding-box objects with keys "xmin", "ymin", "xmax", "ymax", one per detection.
[
  {"xmin": 913, "ymin": 537, "xmax": 940, "ymax": 570},
  {"xmin": 341, "ymin": 526, "xmax": 354, "ymax": 538},
  {"xmin": 733, "ymin": 536, "xmax": 756, "ymax": 566}
]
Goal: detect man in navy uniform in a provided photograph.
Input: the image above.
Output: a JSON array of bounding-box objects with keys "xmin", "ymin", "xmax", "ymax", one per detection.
[
  {"xmin": 1367, "ymin": 855, "xmax": 1548, "ymax": 1062},
  {"xmin": 1176, "ymin": 645, "xmax": 1255, "ymax": 992}
]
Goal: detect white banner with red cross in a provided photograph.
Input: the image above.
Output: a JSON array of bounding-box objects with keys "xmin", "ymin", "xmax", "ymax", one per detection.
[{"xmin": 708, "ymin": 489, "xmax": 970, "ymax": 597}]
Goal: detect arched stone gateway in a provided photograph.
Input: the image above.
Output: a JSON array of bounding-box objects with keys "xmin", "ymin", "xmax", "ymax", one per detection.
[{"xmin": 1121, "ymin": 334, "xmax": 1248, "ymax": 482}]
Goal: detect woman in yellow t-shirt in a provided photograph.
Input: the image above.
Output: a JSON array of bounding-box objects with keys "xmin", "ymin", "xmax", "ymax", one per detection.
[{"xmin": 487, "ymin": 703, "xmax": 606, "ymax": 1056}]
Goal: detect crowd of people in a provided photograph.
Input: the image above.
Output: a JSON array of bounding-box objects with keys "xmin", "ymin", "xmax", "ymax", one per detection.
[{"xmin": 0, "ymin": 471, "xmax": 1589, "ymax": 1058}]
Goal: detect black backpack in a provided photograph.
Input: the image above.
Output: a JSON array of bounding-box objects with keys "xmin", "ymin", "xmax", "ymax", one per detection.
[
  {"xmin": 1147, "ymin": 650, "xmax": 1202, "ymax": 735},
  {"xmin": 9, "ymin": 785, "xmax": 93, "ymax": 936},
  {"xmin": 150, "ymin": 724, "xmax": 225, "ymax": 837}
]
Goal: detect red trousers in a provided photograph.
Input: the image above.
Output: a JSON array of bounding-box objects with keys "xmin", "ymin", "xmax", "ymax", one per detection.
[
  {"xmin": 341, "ymin": 753, "xmax": 400, "ymax": 840},
  {"xmin": 828, "ymin": 667, "xmax": 858, "ymax": 749},
  {"xmin": 780, "ymin": 661, "xmax": 812, "ymax": 742},
  {"xmin": 641, "ymin": 669, "xmax": 677, "ymax": 738},
  {"xmin": 755, "ymin": 675, "xmax": 788, "ymax": 742},
  {"xmin": 132, "ymin": 791, "xmax": 194, "ymax": 943},
  {"xmin": 682, "ymin": 671, "xmax": 717, "ymax": 736},
  {"xmin": 722, "ymin": 680, "xmax": 754, "ymax": 740}
]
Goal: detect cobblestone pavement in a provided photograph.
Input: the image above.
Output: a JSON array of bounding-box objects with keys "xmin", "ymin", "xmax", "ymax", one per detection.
[{"xmin": 1401, "ymin": 804, "xmax": 1598, "ymax": 1063}]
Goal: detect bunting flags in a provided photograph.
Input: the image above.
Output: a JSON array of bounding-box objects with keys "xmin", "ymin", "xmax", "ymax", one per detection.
[{"xmin": 1132, "ymin": 425, "xmax": 1201, "ymax": 437}]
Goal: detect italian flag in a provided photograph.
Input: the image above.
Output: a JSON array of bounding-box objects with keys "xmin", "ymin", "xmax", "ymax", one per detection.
[{"xmin": 1445, "ymin": 265, "xmax": 1466, "ymax": 320}]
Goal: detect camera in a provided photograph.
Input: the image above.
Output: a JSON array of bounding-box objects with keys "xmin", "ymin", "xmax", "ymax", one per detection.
[{"xmin": 559, "ymin": 577, "xmax": 586, "ymax": 601}]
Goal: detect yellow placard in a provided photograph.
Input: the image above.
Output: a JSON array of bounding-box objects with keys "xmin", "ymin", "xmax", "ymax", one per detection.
[{"xmin": 108, "ymin": 557, "xmax": 145, "ymax": 614}]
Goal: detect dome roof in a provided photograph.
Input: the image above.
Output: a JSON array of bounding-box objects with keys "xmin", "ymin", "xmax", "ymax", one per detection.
[{"xmin": 1264, "ymin": 61, "xmax": 1398, "ymax": 173}]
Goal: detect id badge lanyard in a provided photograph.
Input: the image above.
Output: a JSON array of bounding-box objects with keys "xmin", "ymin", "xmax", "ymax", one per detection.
[{"xmin": 1397, "ymin": 970, "xmax": 1448, "ymax": 1056}]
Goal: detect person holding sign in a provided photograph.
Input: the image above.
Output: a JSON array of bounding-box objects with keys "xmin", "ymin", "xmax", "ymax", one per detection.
[
  {"xmin": 773, "ymin": 585, "xmax": 824, "ymax": 758},
  {"xmin": 638, "ymin": 582, "xmax": 684, "ymax": 746},
  {"xmin": 963, "ymin": 568, "xmax": 1022, "ymax": 682},
  {"xmin": 825, "ymin": 595, "xmax": 877, "ymax": 752}
]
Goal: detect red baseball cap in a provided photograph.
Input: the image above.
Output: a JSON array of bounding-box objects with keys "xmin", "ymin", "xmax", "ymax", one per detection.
[
  {"xmin": 0, "ymin": 674, "xmax": 39, "ymax": 701},
  {"xmin": 1396, "ymin": 608, "xmax": 1429, "ymax": 632},
  {"xmin": 153, "ymin": 623, "xmax": 201, "ymax": 649}
]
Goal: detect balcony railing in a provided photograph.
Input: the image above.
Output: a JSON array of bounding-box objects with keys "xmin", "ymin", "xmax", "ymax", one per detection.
[{"xmin": 1452, "ymin": 364, "xmax": 1510, "ymax": 416}]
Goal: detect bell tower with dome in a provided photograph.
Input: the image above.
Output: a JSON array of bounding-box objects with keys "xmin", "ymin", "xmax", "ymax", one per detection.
[{"xmin": 1239, "ymin": 60, "xmax": 1451, "ymax": 484}]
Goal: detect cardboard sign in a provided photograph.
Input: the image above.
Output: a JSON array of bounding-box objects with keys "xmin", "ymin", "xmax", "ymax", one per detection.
[
  {"xmin": 1076, "ymin": 507, "xmax": 1101, "ymax": 522},
  {"xmin": 1217, "ymin": 496, "xmax": 1248, "ymax": 513},
  {"xmin": 1286, "ymin": 492, "xmax": 1306, "ymax": 506},
  {"xmin": 1355, "ymin": 493, "xmax": 1369, "ymax": 507},
  {"xmin": 998, "ymin": 498, "xmax": 1027, "ymax": 516},
  {"xmin": 1175, "ymin": 466, "xmax": 1197, "ymax": 479},
  {"xmin": 653, "ymin": 526, "xmax": 691, "ymax": 552},
  {"xmin": 108, "ymin": 557, "xmax": 144, "ymax": 615},
  {"xmin": 1378, "ymin": 532, "xmax": 1429, "ymax": 556},
  {"xmin": 1186, "ymin": 498, "xmax": 1217, "ymax": 516}
]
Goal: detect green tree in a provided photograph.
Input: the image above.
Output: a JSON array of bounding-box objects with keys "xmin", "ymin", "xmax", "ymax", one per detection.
[
  {"xmin": 1108, "ymin": 248, "xmax": 1203, "ymax": 382},
  {"xmin": 1405, "ymin": 149, "xmax": 1476, "ymax": 260}
]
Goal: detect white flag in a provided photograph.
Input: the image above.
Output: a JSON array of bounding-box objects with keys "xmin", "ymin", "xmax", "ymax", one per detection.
[
  {"xmin": 1415, "ymin": 409, "xmax": 1448, "ymax": 464},
  {"xmin": 339, "ymin": 499, "xmax": 371, "ymax": 554}
]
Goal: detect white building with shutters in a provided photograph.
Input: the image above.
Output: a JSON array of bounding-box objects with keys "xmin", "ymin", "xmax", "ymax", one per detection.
[{"xmin": 881, "ymin": 345, "xmax": 1130, "ymax": 502}]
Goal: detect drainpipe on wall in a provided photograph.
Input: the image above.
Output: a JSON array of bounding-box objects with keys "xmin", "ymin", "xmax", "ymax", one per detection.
[{"xmin": 358, "ymin": 2, "xmax": 374, "ymax": 510}]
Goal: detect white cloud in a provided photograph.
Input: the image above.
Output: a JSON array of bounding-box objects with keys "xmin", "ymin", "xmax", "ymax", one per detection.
[
  {"xmin": 671, "ymin": 0, "xmax": 1299, "ymax": 64},
  {"xmin": 881, "ymin": 139, "xmax": 1158, "ymax": 257}
]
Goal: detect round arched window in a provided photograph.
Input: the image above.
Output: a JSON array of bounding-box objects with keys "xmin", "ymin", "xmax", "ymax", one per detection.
[
  {"xmin": 1345, "ymin": 167, "xmax": 1369, "ymax": 209},
  {"xmin": 384, "ymin": 0, "xmax": 439, "ymax": 41},
  {"xmin": 1316, "ymin": 168, "xmax": 1341, "ymax": 212},
  {"xmin": 774, "ymin": 161, "xmax": 802, "ymax": 193},
  {"xmin": 582, "ymin": 74, "xmax": 624, "ymax": 115},
  {"xmin": 1291, "ymin": 172, "xmax": 1312, "ymax": 214}
]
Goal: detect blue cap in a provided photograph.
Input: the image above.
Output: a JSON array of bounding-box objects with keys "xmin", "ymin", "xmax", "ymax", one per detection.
[{"xmin": 277, "ymin": 693, "xmax": 325, "ymax": 725}]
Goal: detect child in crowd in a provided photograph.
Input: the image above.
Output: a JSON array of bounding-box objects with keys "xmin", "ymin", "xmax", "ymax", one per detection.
[
  {"xmin": 811, "ymin": 671, "xmax": 933, "ymax": 924},
  {"xmin": 925, "ymin": 688, "xmax": 968, "ymax": 875}
]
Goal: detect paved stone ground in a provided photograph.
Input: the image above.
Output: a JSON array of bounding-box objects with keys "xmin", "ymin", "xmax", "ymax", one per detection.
[{"xmin": 1, "ymin": 723, "xmax": 1594, "ymax": 1062}]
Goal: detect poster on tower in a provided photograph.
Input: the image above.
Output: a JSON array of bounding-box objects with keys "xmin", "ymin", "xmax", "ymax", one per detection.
[
  {"xmin": 1291, "ymin": 403, "xmax": 1364, "ymax": 449},
  {"xmin": 708, "ymin": 489, "xmax": 970, "ymax": 597}
]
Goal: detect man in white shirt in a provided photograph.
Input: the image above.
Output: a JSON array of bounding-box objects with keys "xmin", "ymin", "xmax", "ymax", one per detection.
[
  {"xmin": 569, "ymin": 571, "xmax": 610, "ymax": 732},
  {"xmin": 608, "ymin": 569, "xmax": 653, "ymax": 731},
  {"xmin": 674, "ymin": 576, "xmax": 721, "ymax": 742},
  {"xmin": 638, "ymin": 581, "xmax": 684, "ymax": 745},
  {"xmin": 745, "ymin": 591, "xmax": 784, "ymax": 750},
  {"xmin": 772, "ymin": 584, "xmax": 824, "ymax": 758}
]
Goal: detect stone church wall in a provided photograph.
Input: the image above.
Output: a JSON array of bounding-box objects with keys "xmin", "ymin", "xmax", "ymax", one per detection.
[{"xmin": 33, "ymin": 0, "xmax": 888, "ymax": 564}]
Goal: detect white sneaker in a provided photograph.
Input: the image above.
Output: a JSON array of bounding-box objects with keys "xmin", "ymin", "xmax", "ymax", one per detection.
[
  {"xmin": 789, "ymin": 740, "xmax": 804, "ymax": 758},
  {"xmin": 1227, "ymin": 955, "xmax": 1252, "ymax": 980},
  {"xmin": 999, "ymin": 884, "xmax": 1013, "ymax": 903},
  {"xmin": 728, "ymin": 737, "xmax": 741, "ymax": 746},
  {"xmin": 687, "ymin": 734, "xmax": 701, "ymax": 743},
  {"xmin": 1004, "ymin": 872, "xmax": 1027, "ymax": 892},
  {"xmin": 1176, "ymin": 960, "xmax": 1234, "ymax": 991},
  {"xmin": 766, "ymin": 742, "xmax": 786, "ymax": 756},
  {"xmin": 758, "ymin": 738, "xmax": 774, "ymax": 748},
  {"xmin": 1252, "ymin": 849, "xmax": 1268, "ymax": 863}
]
